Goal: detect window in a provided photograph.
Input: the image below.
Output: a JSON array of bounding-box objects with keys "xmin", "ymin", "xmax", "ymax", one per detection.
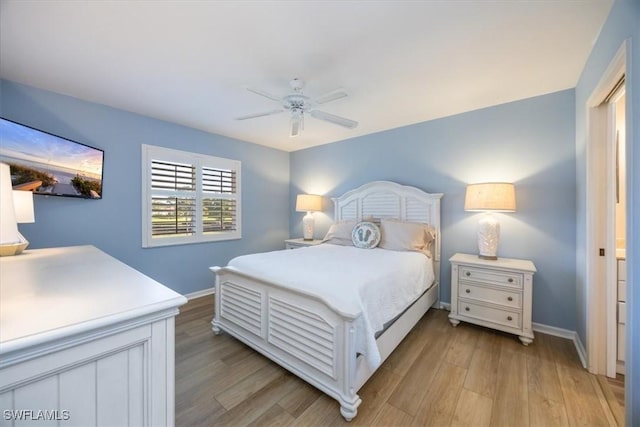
[{"xmin": 142, "ymin": 144, "xmax": 241, "ymax": 248}]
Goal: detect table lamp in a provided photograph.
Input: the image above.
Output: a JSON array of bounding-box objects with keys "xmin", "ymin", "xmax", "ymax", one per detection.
[
  {"xmin": 464, "ymin": 182, "xmax": 516, "ymax": 260},
  {"xmin": 0, "ymin": 163, "xmax": 35, "ymax": 256},
  {"xmin": 296, "ymin": 194, "xmax": 322, "ymax": 240}
]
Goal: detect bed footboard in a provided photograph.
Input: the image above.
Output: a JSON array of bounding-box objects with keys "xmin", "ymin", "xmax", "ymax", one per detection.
[{"xmin": 210, "ymin": 266, "xmax": 362, "ymax": 421}]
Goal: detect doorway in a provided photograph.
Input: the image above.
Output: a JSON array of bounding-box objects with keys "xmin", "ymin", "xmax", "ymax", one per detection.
[
  {"xmin": 610, "ymin": 86, "xmax": 626, "ymax": 377},
  {"xmin": 585, "ymin": 40, "xmax": 628, "ymax": 407}
]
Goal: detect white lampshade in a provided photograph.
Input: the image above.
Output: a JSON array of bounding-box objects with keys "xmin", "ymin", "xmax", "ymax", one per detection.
[
  {"xmin": 464, "ymin": 182, "xmax": 516, "ymax": 260},
  {"xmin": 296, "ymin": 194, "xmax": 322, "ymax": 212},
  {"xmin": 0, "ymin": 162, "xmax": 30, "ymax": 255},
  {"xmin": 464, "ymin": 182, "xmax": 516, "ymax": 212},
  {"xmin": 13, "ymin": 190, "xmax": 35, "ymax": 223},
  {"xmin": 0, "ymin": 163, "xmax": 20, "ymax": 245}
]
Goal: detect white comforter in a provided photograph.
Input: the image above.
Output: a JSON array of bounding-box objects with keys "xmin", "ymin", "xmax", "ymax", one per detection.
[{"xmin": 228, "ymin": 244, "xmax": 435, "ymax": 369}]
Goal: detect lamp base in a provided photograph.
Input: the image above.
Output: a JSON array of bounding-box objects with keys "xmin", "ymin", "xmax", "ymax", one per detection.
[
  {"xmin": 0, "ymin": 233, "xmax": 29, "ymax": 257},
  {"xmin": 477, "ymin": 213, "xmax": 500, "ymax": 260},
  {"xmin": 302, "ymin": 211, "xmax": 315, "ymax": 240}
]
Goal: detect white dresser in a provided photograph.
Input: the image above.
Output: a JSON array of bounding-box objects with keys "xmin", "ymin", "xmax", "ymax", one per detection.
[
  {"xmin": 0, "ymin": 246, "xmax": 187, "ymax": 426},
  {"xmin": 449, "ymin": 253, "xmax": 536, "ymax": 345}
]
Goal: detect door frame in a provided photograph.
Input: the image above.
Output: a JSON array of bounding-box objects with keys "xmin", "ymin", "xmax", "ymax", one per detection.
[{"xmin": 585, "ymin": 40, "xmax": 627, "ymax": 376}]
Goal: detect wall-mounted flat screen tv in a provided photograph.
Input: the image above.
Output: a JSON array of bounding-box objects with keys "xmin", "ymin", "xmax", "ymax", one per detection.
[{"xmin": 0, "ymin": 118, "xmax": 104, "ymax": 199}]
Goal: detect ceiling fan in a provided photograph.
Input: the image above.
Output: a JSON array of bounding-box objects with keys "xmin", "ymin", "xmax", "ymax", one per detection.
[{"xmin": 235, "ymin": 78, "xmax": 358, "ymax": 138}]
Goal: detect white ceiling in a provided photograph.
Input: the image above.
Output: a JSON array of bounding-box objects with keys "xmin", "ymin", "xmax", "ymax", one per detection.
[{"xmin": 0, "ymin": 1, "xmax": 612, "ymax": 152}]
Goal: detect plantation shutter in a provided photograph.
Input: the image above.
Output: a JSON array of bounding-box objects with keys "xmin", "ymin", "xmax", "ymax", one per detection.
[
  {"xmin": 142, "ymin": 145, "xmax": 241, "ymax": 248},
  {"xmin": 202, "ymin": 167, "xmax": 237, "ymax": 233},
  {"xmin": 150, "ymin": 160, "xmax": 196, "ymax": 237}
]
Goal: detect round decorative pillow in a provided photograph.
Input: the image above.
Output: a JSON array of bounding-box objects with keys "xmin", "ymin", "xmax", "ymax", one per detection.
[{"xmin": 351, "ymin": 221, "xmax": 381, "ymax": 249}]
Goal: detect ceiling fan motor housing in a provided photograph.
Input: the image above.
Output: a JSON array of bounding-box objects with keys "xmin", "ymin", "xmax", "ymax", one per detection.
[{"xmin": 284, "ymin": 94, "xmax": 310, "ymax": 112}]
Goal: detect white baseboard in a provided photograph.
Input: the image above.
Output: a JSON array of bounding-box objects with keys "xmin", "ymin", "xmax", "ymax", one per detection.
[
  {"xmin": 184, "ymin": 287, "xmax": 215, "ymax": 300},
  {"xmin": 531, "ymin": 322, "xmax": 574, "ymax": 339},
  {"xmin": 532, "ymin": 322, "xmax": 587, "ymax": 369},
  {"xmin": 573, "ymin": 333, "xmax": 588, "ymax": 369},
  {"xmin": 439, "ymin": 305, "xmax": 586, "ymax": 368}
]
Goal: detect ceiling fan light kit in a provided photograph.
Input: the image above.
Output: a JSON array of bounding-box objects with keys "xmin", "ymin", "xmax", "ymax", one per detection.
[
  {"xmin": 237, "ymin": 78, "xmax": 358, "ymax": 138},
  {"xmin": 290, "ymin": 108, "xmax": 303, "ymax": 138}
]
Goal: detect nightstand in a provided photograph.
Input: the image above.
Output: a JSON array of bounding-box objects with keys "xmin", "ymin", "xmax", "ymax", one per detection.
[
  {"xmin": 448, "ymin": 253, "xmax": 536, "ymax": 345},
  {"xmin": 284, "ymin": 238, "xmax": 324, "ymax": 249}
]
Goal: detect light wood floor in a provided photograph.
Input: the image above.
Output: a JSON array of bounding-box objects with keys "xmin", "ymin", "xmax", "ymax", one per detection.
[{"xmin": 175, "ymin": 295, "xmax": 624, "ymax": 426}]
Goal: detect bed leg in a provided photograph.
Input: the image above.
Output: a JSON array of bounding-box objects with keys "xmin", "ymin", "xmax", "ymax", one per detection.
[
  {"xmin": 211, "ymin": 318, "xmax": 223, "ymax": 335},
  {"xmin": 339, "ymin": 395, "xmax": 361, "ymax": 422}
]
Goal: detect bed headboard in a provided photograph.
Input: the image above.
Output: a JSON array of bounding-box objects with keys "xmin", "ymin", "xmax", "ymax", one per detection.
[{"xmin": 331, "ymin": 181, "xmax": 443, "ymax": 262}]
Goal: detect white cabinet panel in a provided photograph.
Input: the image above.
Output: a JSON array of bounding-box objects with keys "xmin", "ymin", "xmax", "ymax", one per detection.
[
  {"xmin": 128, "ymin": 345, "xmax": 145, "ymax": 426},
  {"xmin": 14, "ymin": 376, "xmax": 58, "ymax": 427},
  {"xmin": 59, "ymin": 362, "xmax": 96, "ymax": 427},
  {"xmin": 0, "ymin": 391, "xmax": 13, "ymax": 426},
  {"xmin": 97, "ymin": 351, "xmax": 130, "ymax": 427}
]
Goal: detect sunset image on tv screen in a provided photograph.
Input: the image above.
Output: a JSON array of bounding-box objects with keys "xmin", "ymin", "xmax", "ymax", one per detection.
[{"xmin": 0, "ymin": 118, "xmax": 104, "ymax": 199}]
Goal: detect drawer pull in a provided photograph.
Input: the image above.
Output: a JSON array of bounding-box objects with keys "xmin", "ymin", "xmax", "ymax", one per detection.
[
  {"xmin": 508, "ymin": 278, "xmax": 514, "ymax": 283},
  {"xmin": 465, "ymin": 289, "xmax": 471, "ymax": 294},
  {"xmin": 466, "ymin": 272, "xmax": 471, "ymax": 277},
  {"xmin": 465, "ymin": 307, "xmax": 470, "ymax": 312},
  {"xmin": 507, "ymin": 296, "xmax": 513, "ymax": 301},
  {"xmin": 507, "ymin": 316, "xmax": 513, "ymax": 321}
]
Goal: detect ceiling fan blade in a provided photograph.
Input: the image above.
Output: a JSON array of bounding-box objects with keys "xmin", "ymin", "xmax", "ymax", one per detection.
[
  {"xmin": 235, "ymin": 109, "xmax": 284, "ymax": 120},
  {"xmin": 314, "ymin": 89, "xmax": 348, "ymax": 105},
  {"xmin": 310, "ymin": 110, "xmax": 358, "ymax": 129},
  {"xmin": 246, "ymin": 87, "xmax": 282, "ymax": 102}
]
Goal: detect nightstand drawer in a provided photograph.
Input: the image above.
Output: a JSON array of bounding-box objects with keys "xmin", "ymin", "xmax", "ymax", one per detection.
[
  {"xmin": 459, "ymin": 266, "xmax": 523, "ymax": 289},
  {"xmin": 459, "ymin": 283, "xmax": 521, "ymax": 309},
  {"xmin": 458, "ymin": 301, "xmax": 522, "ymax": 329}
]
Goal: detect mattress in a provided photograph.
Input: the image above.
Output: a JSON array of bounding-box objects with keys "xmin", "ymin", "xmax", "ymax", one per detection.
[{"xmin": 228, "ymin": 243, "xmax": 435, "ymax": 369}]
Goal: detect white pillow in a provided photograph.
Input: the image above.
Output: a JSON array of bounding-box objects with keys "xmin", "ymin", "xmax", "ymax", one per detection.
[
  {"xmin": 322, "ymin": 220, "xmax": 357, "ymax": 246},
  {"xmin": 351, "ymin": 221, "xmax": 381, "ymax": 249},
  {"xmin": 379, "ymin": 218, "xmax": 434, "ymax": 257}
]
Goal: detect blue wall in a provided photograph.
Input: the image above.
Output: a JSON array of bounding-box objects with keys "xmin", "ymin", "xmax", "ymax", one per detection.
[
  {"xmin": 0, "ymin": 80, "xmax": 290, "ymax": 296},
  {"xmin": 574, "ymin": 0, "xmax": 639, "ymax": 419},
  {"xmin": 4, "ymin": 8, "xmax": 638, "ymax": 413},
  {"xmin": 291, "ymin": 89, "xmax": 576, "ymax": 330}
]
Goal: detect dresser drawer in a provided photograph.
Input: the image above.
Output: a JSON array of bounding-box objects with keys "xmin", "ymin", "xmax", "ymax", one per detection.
[
  {"xmin": 458, "ymin": 301, "xmax": 522, "ymax": 329},
  {"xmin": 618, "ymin": 280, "xmax": 626, "ymax": 302},
  {"xmin": 459, "ymin": 283, "xmax": 521, "ymax": 309},
  {"xmin": 618, "ymin": 324, "xmax": 625, "ymax": 362},
  {"xmin": 459, "ymin": 266, "xmax": 523, "ymax": 288},
  {"xmin": 618, "ymin": 259, "xmax": 626, "ymax": 281}
]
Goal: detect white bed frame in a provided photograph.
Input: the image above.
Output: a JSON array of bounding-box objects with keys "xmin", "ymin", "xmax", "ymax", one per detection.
[{"xmin": 211, "ymin": 181, "xmax": 443, "ymax": 421}]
